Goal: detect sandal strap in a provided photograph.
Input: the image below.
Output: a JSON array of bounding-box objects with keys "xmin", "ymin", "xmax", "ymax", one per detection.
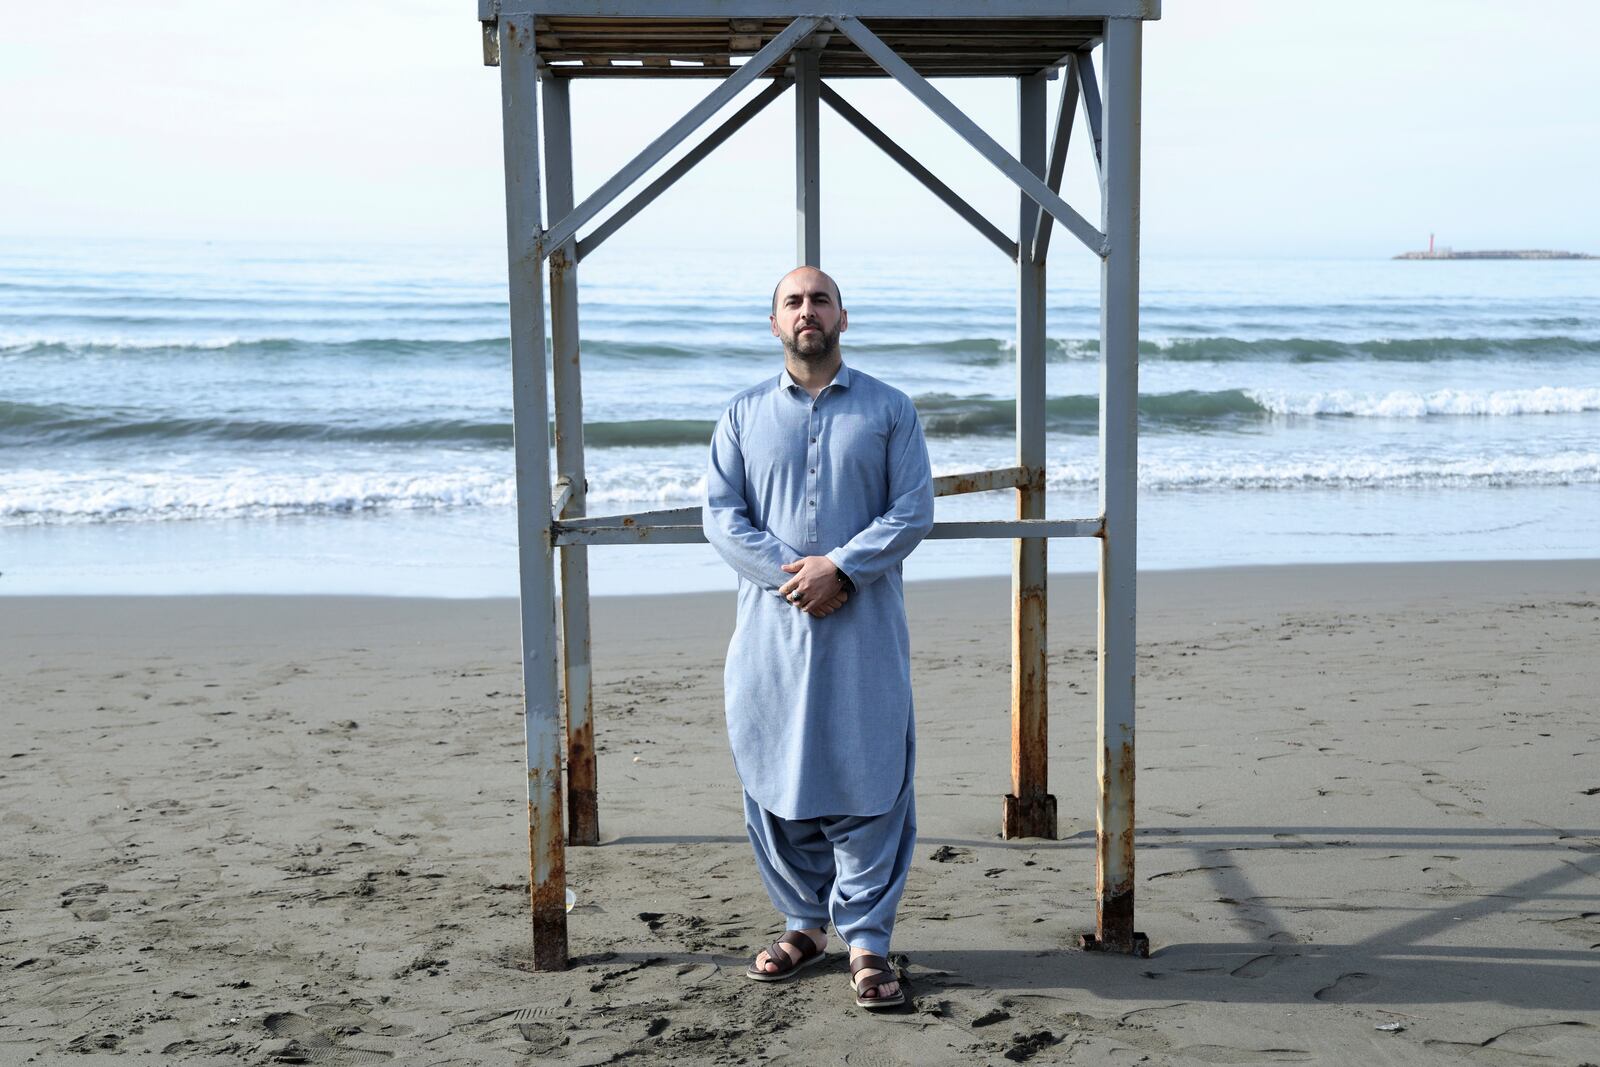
[
  {"xmin": 759, "ymin": 931, "xmax": 819, "ymax": 974},
  {"xmin": 776, "ymin": 930, "xmax": 821, "ymax": 960},
  {"xmin": 849, "ymin": 953, "xmax": 895, "ymax": 986}
]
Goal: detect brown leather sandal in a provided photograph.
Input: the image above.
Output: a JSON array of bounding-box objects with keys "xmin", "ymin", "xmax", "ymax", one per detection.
[
  {"xmin": 849, "ymin": 953, "xmax": 907, "ymax": 1009},
  {"xmin": 744, "ymin": 930, "xmax": 827, "ymax": 982}
]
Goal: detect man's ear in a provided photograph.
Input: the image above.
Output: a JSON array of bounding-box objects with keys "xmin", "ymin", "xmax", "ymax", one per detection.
[
  {"xmin": 770, "ymin": 315, "xmax": 780, "ymax": 338},
  {"xmin": 838, "ymin": 308, "xmax": 848, "ymax": 333}
]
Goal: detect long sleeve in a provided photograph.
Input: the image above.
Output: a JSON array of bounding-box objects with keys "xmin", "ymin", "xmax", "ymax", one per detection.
[
  {"xmin": 826, "ymin": 396, "xmax": 934, "ymax": 588},
  {"xmin": 703, "ymin": 408, "xmax": 801, "ymax": 592}
]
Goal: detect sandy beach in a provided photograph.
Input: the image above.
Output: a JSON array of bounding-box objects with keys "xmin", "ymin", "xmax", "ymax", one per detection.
[{"xmin": 2, "ymin": 559, "xmax": 1597, "ymax": 1064}]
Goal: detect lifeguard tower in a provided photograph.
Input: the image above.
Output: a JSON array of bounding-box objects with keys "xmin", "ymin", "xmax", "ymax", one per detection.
[{"xmin": 478, "ymin": 0, "xmax": 1157, "ymax": 969}]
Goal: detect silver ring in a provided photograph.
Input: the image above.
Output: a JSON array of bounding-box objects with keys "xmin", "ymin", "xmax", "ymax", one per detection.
[{"xmin": 788, "ymin": 592, "xmax": 803, "ymax": 603}]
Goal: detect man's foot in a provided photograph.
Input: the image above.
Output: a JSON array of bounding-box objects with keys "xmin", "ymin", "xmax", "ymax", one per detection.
[
  {"xmin": 745, "ymin": 928, "xmax": 827, "ymax": 982},
  {"xmin": 848, "ymin": 947, "xmax": 904, "ymax": 1007}
]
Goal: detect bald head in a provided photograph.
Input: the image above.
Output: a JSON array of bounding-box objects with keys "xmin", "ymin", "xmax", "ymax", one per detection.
[
  {"xmin": 771, "ymin": 266, "xmax": 842, "ymax": 316},
  {"xmin": 769, "ymin": 265, "xmax": 848, "ymax": 362}
]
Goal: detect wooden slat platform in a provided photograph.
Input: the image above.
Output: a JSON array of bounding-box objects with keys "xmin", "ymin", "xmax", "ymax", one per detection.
[{"xmin": 532, "ymin": 17, "xmax": 1102, "ymax": 77}]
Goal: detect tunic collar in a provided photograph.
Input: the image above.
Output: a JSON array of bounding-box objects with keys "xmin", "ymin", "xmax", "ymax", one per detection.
[{"xmin": 778, "ymin": 362, "xmax": 853, "ymax": 396}]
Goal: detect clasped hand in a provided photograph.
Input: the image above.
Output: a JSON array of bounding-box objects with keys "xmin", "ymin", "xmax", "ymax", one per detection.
[{"xmin": 778, "ymin": 555, "xmax": 850, "ymax": 618}]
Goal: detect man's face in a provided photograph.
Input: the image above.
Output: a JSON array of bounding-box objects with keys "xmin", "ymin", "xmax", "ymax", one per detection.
[{"xmin": 770, "ymin": 268, "xmax": 846, "ymax": 362}]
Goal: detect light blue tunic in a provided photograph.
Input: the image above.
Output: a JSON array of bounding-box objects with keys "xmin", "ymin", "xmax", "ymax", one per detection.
[{"xmin": 704, "ymin": 364, "xmax": 935, "ymax": 821}]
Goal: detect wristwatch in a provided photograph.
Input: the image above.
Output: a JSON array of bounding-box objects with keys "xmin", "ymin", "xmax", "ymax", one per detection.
[{"xmin": 834, "ymin": 566, "xmax": 855, "ymax": 594}]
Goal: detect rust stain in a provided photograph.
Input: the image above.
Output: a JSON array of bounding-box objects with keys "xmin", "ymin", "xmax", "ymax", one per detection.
[
  {"xmin": 621, "ymin": 516, "xmax": 635, "ymax": 526},
  {"xmin": 1093, "ymin": 738, "xmax": 1138, "ymax": 949},
  {"xmin": 1096, "ymin": 885, "xmax": 1136, "ymax": 945},
  {"xmin": 566, "ymin": 719, "xmax": 598, "ymax": 846},
  {"xmin": 948, "ymin": 475, "xmax": 983, "ymax": 495},
  {"xmin": 527, "ymin": 765, "xmax": 569, "ymax": 969}
]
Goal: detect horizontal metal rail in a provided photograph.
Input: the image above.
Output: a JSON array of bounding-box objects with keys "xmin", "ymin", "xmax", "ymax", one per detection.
[
  {"xmin": 558, "ymin": 505, "xmax": 700, "ymax": 530},
  {"xmin": 931, "ymin": 465, "xmax": 1030, "ymax": 496},
  {"xmin": 553, "ymin": 515, "xmax": 1102, "ymax": 546},
  {"xmin": 556, "ymin": 523, "xmax": 707, "ymax": 546},
  {"xmin": 927, "ymin": 517, "xmax": 1102, "ymax": 539},
  {"xmin": 555, "ymin": 466, "xmax": 1029, "ymax": 532}
]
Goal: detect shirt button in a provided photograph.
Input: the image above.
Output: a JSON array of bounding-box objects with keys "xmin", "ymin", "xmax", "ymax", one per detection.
[
  {"xmin": 810, "ymin": 437, "xmax": 817, "ymax": 443},
  {"xmin": 809, "ymin": 468, "xmax": 815, "ymax": 473},
  {"xmin": 809, "ymin": 500, "xmax": 815, "ymax": 506}
]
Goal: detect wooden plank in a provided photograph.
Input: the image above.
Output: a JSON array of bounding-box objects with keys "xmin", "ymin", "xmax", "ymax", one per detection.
[{"xmin": 542, "ymin": 47, "xmax": 1077, "ymax": 61}]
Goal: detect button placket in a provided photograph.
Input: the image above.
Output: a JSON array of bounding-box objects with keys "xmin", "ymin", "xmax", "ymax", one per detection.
[{"xmin": 806, "ymin": 395, "xmax": 820, "ymax": 542}]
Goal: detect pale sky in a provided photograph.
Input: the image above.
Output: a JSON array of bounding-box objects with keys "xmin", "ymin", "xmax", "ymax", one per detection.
[{"xmin": 2, "ymin": 1, "xmax": 1597, "ymax": 260}]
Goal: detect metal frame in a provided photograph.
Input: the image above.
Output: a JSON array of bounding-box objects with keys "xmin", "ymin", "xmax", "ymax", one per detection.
[{"xmin": 485, "ymin": 3, "xmax": 1153, "ymax": 970}]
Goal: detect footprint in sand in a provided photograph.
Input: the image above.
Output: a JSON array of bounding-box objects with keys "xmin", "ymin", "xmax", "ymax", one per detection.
[
  {"xmin": 262, "ymin": 1008, "xmax": 394, "ymax": 1064},
  {"xmin": 1175, "ymin": 1045, "xmax": 1312, "ymax": 1063},
  {"xmin": 1230, "ymin": 950, "xmax": 1298, "ymax": 979},
  {"xmin": 1550, "ymin": 912, "xmax": 1600, "ymax": 947},
  {"xmin": 1423, "ymin": 1020, "xmax": 1596, "ymax": 1059},
  {"xmin": 1313, "ymin": 972, "xmax": 1379, "ymax": 1003},
  {"xmin": 59, "ymin": 881, "xmax": 111, "ymax": 922}
]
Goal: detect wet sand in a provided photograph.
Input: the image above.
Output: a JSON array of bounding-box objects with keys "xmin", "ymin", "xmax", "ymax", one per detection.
[{"xmin": 2, "ymin": 560, "xmax": 1598, "ymax": 1063}]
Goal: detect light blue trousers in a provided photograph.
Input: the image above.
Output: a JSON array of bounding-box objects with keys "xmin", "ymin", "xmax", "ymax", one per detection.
[{"xmin": 742, "ymin": 766, "xmax": 916, "ymax": 958}]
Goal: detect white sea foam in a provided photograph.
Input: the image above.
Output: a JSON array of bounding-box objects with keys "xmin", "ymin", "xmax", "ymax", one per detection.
[
  {"xmin": 1042, "ymin": 451, "xmax": 1600, "ymax": 491},
  {"xmin": 8, "ymin": 451, "xmax": 1598, "ymax": 526},
  {"xmin": 0, "ymin": 469, "xmax": 519, "ymax": 526},
  {"xmin": 1247, "ymin": 386, "xmax": 1600, "ymax": 418},
  {"xmin": 0, "ymin": 334, "xmax": 250, "ymax": 352}
]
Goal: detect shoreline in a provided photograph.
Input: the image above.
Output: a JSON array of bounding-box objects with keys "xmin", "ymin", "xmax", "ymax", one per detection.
[
  {"xmin": 3, "ymin": 557, "xmax": 1597, "ymax": 1062},
  {"xmin": 4, "ymin": 554, "xmax": 1597, "ymax": 602}
]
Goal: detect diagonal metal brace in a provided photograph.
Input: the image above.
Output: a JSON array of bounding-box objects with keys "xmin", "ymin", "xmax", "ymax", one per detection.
[
  {"xmin": 821, "ymin": 83, "xmax": 1017, "ymax": 262},
  {"xmin": 832, "ymin": 15, "xmax": 1107, "ymax": 258},
  {"xmin": 1032, "ymin": 57, "xmax": 1080, "ymax": 264},
  {"xmin": 1076, "ymin": 48, "xmax": 1105, "ymax": 186},
  {"xmin": 539, "ymin": 16, "xmax": 822, "ymax": 258},
  {"xmin": 578, "ymin": 77, "xmax": 793, "ymax": 261}
]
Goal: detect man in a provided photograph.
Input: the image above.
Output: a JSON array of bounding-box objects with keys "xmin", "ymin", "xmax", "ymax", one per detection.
[{"xmin": 703, "ymin": 266, "xmax": 934, "ymax": 1010}]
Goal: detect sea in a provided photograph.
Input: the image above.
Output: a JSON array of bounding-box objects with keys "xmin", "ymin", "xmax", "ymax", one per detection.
[{"xmin": 2, "ymin": 236, "xmax": 1596, "ymax": 597}]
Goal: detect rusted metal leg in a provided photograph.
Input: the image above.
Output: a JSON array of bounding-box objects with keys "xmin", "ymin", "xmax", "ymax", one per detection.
[
  {"xmin": 543, "ymin": 78, "xmax": 599, "ymax": 849},
  {"xmin": 560, "ymin": 562, "xmax": 598, "ymax": 846},
  {"xmin": 1003, "ymin": 72, "xmax": 1056, "ymax": 841},
  {"xmin": 1004, "ymin": 513, "xmax": 1056, "ymax": 839},
  {"xmin": 1082, "ymin": 16, "xmax": 1144, "ymax": 958},
  {"xmin": 497, "ymin": 14, "xmax": 567, "ymax": 969}
]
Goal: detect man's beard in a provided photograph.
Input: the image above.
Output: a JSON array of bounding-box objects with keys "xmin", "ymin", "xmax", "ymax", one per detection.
[{"xmin": 782, "ymin": 321, "xmax": 842, "ymax": 362}]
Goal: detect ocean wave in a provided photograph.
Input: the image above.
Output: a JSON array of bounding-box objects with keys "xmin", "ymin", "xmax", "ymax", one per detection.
[
  {"xmin": 1248, "ymin": 386, "xmax": 1600, "ymax": 418},
  {"xmin": 0, "ymin": 400, "xmax": 721, "ymax": 449},
  {"xmin": 6, "ymin": 332, "xmax": 1599, "ymax": 366},
  {"xmin": 0, "ymin": 470, "xmax": 520, "ymax": 526},
  {"xmin": 1144, "ymin": 335, "xmax": 1600, "ymax": 363},
  {"xmin": 915, "ymin": 390, "xmax": 1263, "ymax": 434},
  {"xmin": 7, "ymin": 451, "xmax": 1597, "ymax": 526},
  {"xmin": 1041, "ymin": 452, "xmax": 1600, "ymax": 492},
  {"xmin": 9, "ymin": 386, "xmax": 1597, "ymax": 451},
  {"xmin": 869, "ymin": 335, "xmax": 1600, "ymax": 365},
  {"xmin": 0, "ymin": 336, "xmax": 506, "ymax": 357},
  {"xmin": 0, "ymin": 394, "xmax": 1252, "ymax": 449}
]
